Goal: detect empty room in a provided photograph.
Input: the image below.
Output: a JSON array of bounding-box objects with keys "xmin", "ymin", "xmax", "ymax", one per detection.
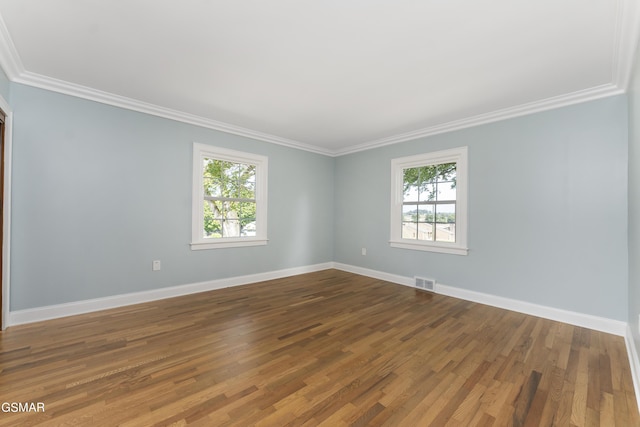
[{"xmin": 1, "ymin": 0, "xmax": 640, "ymax": 425}]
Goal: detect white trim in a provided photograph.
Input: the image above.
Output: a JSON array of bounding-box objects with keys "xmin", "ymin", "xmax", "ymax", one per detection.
[
  {"xmin": 435, "ymin": 283, "xmax": 627, "ymax": 337},
  {"xmin": 1, "ymin": 111, "xmax": 11, "ymax": 331},
  {"xmin": 6, "ymin": 72, "xmax": 626, "ymax": 159},
  {"xmin": 5, "ymin": 261, "xmax": 638, "ymax": 413},
  {"xmin": 613, "ymin": 0, "xmax": 640, "ymax": 90},
  {"xmin": 335, "ymin": 84, "xmax": 623, "ymax": 156},
  {"xmin": 332, "ymin": 262, "xmax": 414, "ymax": 287},
  {"xmin": 332, "ymin": 0, "xmax": 640, "ymax": 158},
  {"xmin": 0, "ymin": 12, "xmax": 327, "ymax": 155},
  {"xmin": 191, "ymin": 143, "xmax": 268, "ymax": 250},
  {"xmin": 5, "ymin": 260, "xmax": 633, "ymax": 355},
  {"xmin": 332, "ymin": 263, "xmax": 627, "ymax": 336},
  {"xmin": 625, "ymin": 326, "xmax": 640, "ymax": 412},
  {"xmin": 389, "ymin": 241, "xmax": 468, "ymax": 256},
  {"xmin": 190, "ymin": 239, "xmax": 268, "ymax": 250},
  {"xmin": 0, "ymin": 97, "xmax": 10, "ymax": 331},
  {"xmin": 6, "ymin": 70, "xmax": 626, "ymax": 159},
  {"xmin": 0, "ymin": 4, "xmax": 635, "ymax": 157},
  {"xmin": 15, "ymin": 71, "xmax": 334, "ymax": 156},
  {"xmin": 7, "ymin": 262, "xmax": 333, "ymax": 327},
  {"xmin": 390, "ymin": 147, "xmax": 468, "ymax": 256},
  {"xmin": 0, "ymin": 17, "xmax": 631, "ymax": 161},
  {"xmin": 0, "ymin": 13, "xmax": 22, "ymax": 80}
]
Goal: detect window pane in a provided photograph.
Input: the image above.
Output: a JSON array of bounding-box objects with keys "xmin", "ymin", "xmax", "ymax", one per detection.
[
  {"xmin": 437, "ymin": 181, "xmax": 456, "ymax": 201},
  {"xmin": 402, "ymin": 222, "xmax": 417, "ymax": 239},
  {"xmin": 437, "ymin": 163, "xmax": 456, "ymax": 182},
  {"xmin": 204, "ymin": 219, "xmax": 222, "ymax": 238},
  {"xmin": 204, "ymin": 158, "xmax": 241, "ymax": 197},
  {"xmin": 226, "ymin": 201, "xmax": 240, "ymax": 217},
  {"xmin": 236, "ymin": 202, "xmax": 257, "ymax": 236},
  {"xmin": 204, "ymin": 179, "xmax": 222, "ymax": 198},
  {"xmin": 404, "ymin": 165, "xmax": 438, "ymax": 201},
  {"xmin": 417, "ymin": 204, "xmax": 434, "ymax": 222},
  {"xmin": 241, "ymin": 221, "xmax": 257, "ymax": 236},
  {"xmin": 243, "ymin": 180, "xmax": 256, "ymax": 199},
  {"xmin": 201, "ymin": 158, "xmax": 259, "ymax": 240},
  {"xmin": 417, "ymin": 165, "xmax": 438, "ymax": 184},
  {"xmin": 403, "ymin": 167, "xmax": 421, "ymax": 186},
  {"xmin": 236, "ymin": 202, "xmax": 256, "ymax": 220},
  {"xmin": 419, "ymin": 183, "xmax": 436, "ymax": 202},
  {"xmin": 204, "ymin": 200, "xmax": 223, "ymax": 219},
  {"xmin": 417, "ymin": 223, "xmax": 434, "ymax": 241},
  {"xmin": 403, "ymin": 204, "xmax": 418, "ymax": 222},
  {"xmin": 222, "ymin": 219, "xmax": 241, "ymax": 237},
  {"xmin": 436, "ymin": 223, "xmax": 456, "ymax": 242},
  {"xmin": 240, "ymin": 164, "xmax": 256, "ymax": 190},
  {"xmin": 435, "ymin": 203, "xmax": 456, "ymax": 242},
  {"xmin": 203, "ymin": 158, "xmax": 223, "ymax": 197},
  {"xmin": 228, "ymin": 162, "xmax": 241, "ymax": 198},
  {"xmin": 403, "ymin": 184, "xmax": 419, "ymax": 202},
  {"xmin": 230, "ymin": 163, "xmax": 256, "ymax": 199},
  {"xmin": 390, "ymin": 147, "xmax": 467, "ymax": 254},
  {"xmin": 193, "ymin": 143, "xmax": 268, "ymax": 248},
  {"xmin": 404, "ymin": 165, "xmax": 456, "ymax": 242},
  {"xmin": 435, "ymin": 203, "xmax": 455, "ymax": 223}
]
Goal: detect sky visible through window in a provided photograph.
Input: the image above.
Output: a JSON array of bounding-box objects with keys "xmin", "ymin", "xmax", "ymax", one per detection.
[{"xmin": 402, "ymin": 163, "xmax": 456, "ymax": 242}]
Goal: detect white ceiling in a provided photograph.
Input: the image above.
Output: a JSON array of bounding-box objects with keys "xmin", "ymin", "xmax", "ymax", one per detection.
[{"xmin": 0, "ymin": 0, "xmax": 638, "ymax": 156}]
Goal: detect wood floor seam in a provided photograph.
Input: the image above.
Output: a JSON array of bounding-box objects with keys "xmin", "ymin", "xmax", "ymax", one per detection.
[{"xmin": 0, "ymin": 269, "xmax": 637, "ymax": 426}]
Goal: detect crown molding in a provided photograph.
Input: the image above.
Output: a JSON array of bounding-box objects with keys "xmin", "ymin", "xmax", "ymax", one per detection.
[
  {"xmin": 333, "ymin": 262, "xmax": 628, "ymax": 336},
  {"xmin": 0, "ymin": 12, "xmax": 22, "ymax": 80},
  {"xmin": 0, "ymin": 1, "xmax": 635, "ymax": 158},
  {"xmin": 334, "ymin": 83, "xmax": 624, "ymax": 156},
  {"xmin": 12, "ymin": 71, "xmax": 334, "ymax": 156},
  {"xmin": 0, "ymin": 13, "xmax": 334, "ymax": 156},
  {"xmin": 7, "ymin": 72, "xmax": 626, "ymax": 159},
  {"xmin": 328, "ymin": 0, "xmax": 640, "ymax": 156}
]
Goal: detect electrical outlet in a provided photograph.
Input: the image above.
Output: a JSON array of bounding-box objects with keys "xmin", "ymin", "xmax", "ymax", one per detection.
[
  {"xmin": 152, "ymin": 260, "xmax": 161, "ymax": 271},
  {"xmin": 361, "ymin": 248, "xmax": 367, "ymax": 256}
]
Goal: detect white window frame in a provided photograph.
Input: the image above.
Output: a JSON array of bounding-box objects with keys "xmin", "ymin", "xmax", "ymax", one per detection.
[
  {"xmin": 191, "ymin": 143, "xmax": 268, "ymax": 250},
  {"xmin": 390, "ymin": 146, "xmax": 468, "ymax": 255}
]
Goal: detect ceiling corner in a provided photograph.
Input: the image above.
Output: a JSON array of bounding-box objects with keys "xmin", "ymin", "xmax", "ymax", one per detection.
[
  {"xmin": 0, "ymin": 12, "xmax": 23, "ymax": 80},
  {"xmin": 613, "ymin": 0, "xmax": 640, "ymax": 90}
]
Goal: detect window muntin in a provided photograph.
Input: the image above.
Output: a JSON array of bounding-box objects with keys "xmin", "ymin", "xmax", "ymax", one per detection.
[
  {"xmin": 192, "ymin": 144, "xmax": 267, "ymax": 250},
  {"xmin": 401, "ymin": 163, "xmax": 457, "ymax": 243},
  {"xmin": 203, "ymin": 159, "xmax": 257, "ymax": 238},
  {"xmin": 390, "ymin": 147, "xmax": 468, "ymax": 255}
]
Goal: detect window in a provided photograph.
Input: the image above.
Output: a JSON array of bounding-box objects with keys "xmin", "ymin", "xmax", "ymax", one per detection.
[
  {"xmin": 191, "ymin": 143, "xmax": 268, "ymax": 250},
  {"xmin": 390, "ymin": 147, "xmax": 468, "ymax": 255}
]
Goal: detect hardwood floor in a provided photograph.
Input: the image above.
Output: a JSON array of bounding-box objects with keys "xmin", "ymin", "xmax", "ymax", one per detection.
[{"xmin": 0, "ymin": 269, "xmax": 638, "ymax": 426}]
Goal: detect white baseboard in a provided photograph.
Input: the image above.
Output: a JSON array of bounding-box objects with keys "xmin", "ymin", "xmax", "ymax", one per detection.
[
  {"xmin": 9, "ymin": 261, "xmax": 638, "ymax": 409},
  {"xmin": 332, "ymin": 262, "xmax": 415, "ymax": 287},
  {"xmin": 625, "ymin": 326, "xmax": 640, "ymax": 412},
  {"xmin": 335, "ymin": 263, "xmax": 638, "ymax": 404},
  {"xmin": 333, "ymin": 263, "xmax": 627, "ymax": 337},
  {"xmin": 7, "ymin": 260, "xmax": 630, "ymax": 337},
  {"xmin": 435, "ymin": 283, "xmax": 627, "ymax": 336},
  {"xmin": 8, "ymin": 262, "xmax": 333, "ymax": 326}
]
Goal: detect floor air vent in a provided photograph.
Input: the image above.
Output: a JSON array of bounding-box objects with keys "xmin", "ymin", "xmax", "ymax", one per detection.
[{"xmin": 414, "ymin": 277, "xmax": 435, "ymax": 292}]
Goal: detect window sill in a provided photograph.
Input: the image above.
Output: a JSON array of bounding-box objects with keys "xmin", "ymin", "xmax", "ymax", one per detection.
[
  {"xmin": 389, "ymin": 240, "xmax": 468, "ymax": 256},
  {"xmin": 191, "ymin": 239, "xmax": 268, "ymax": 250}
]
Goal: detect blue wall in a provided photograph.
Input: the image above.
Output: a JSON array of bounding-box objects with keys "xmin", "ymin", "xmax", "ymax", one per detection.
[
  {"xmin": 334, "ymin": 96, "xmax": 629, "ymax": 321},
  {"xmin": 5, "ymin": 80, "xmax": 631, "ymax": 324},
  {"xmin": 9, "ymin": 83, "xmax": 334, "ymax": 310}
]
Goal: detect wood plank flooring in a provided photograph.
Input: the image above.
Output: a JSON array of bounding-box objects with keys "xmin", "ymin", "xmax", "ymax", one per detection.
[{"xmin": 0, "ymin": 269, "xmax": 638, "ymax": 426}]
